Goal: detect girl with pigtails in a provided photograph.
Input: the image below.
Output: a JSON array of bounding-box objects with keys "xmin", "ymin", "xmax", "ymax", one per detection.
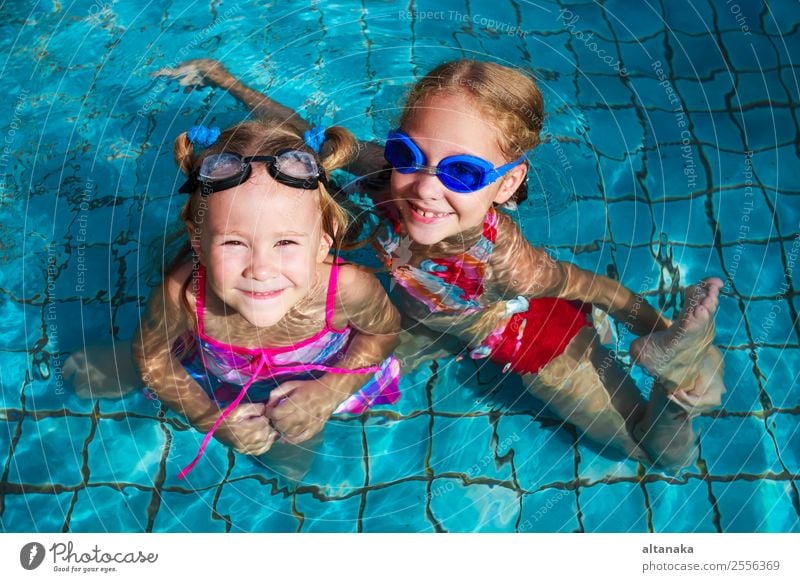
[{"xmin": 134, "ymin": 120, "xmax": 400, "ymax": 478}]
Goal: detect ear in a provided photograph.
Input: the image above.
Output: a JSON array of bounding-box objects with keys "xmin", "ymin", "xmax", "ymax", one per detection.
[
  {"xmin": 492, "ymin": 162, "xmax": 528, "ymax": 206},
  {"xmin": 185, "ymin": 220, "xmax": 205, "ymax": 264},
  {"xmin": 316, "ymin": 230, "xmax": 334, "ymax": 263}
]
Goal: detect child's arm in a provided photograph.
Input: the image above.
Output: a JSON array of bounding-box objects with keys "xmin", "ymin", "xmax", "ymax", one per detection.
[
  {"xmin": 492, "ymin": 213, "xmax": 671, "ymax": 336},
  {"xmin": 267, "ymin": 265, "xmax": 400, "ymax": 443},
  {"xmin": 152, "ymin": 59, "xmax": 388, "ymax": 185},
  {"xmin": 133, "ymin": 263, "xmax": 277, "ymax": 455}
]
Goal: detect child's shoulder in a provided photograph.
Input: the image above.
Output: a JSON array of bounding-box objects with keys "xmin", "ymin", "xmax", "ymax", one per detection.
[{"xmin": 335, "ymin": 260, "xmax": 379, "ymax": 289}]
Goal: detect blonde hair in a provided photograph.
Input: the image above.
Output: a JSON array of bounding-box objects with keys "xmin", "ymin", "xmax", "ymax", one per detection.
[
  {"xmin": 174, "ymin": 120, "xmax": 355, "ymax": 247},
  {"xmin": 400, "ymin": 60, "xmax": 544, "ymax": 204}
]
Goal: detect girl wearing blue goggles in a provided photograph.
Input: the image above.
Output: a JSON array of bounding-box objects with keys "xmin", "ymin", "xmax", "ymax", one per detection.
[{"xmin": 383, "ymin": 129, "xmax": 527, "ymax": 194}]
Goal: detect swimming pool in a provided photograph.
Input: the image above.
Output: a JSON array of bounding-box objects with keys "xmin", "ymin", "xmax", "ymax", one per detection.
[{"xmin": 1, "ymin": 0, "xmax": 798, "ymax": 533}]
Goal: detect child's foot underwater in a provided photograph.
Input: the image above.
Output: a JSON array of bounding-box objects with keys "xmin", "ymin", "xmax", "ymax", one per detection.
[{"xmin": 629, "ymin": 277, "xmax": 725, "ymax": 414}]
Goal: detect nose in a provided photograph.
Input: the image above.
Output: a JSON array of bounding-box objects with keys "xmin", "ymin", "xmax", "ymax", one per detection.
[
  {"xmin": 409, "ymin": 168, "xmax": 445, "ymax": 201},
  {"xmin": 244, "ymin": 247, "xmax": 278, "ymax": 281}
]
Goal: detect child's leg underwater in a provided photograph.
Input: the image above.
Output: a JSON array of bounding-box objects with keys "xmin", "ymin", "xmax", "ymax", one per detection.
[{"xmin": 522, "ymin": 326, "xmax": 651, "ymax": 463}]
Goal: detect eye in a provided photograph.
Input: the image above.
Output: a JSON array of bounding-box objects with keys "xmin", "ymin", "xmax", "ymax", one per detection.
[
  {"xmin": 223, "ymin": 240, "xmax": 245, "ymax": 246},
  {"xmin": 276, "ymin": 239, "xmax": 297, "ymax": 247}
]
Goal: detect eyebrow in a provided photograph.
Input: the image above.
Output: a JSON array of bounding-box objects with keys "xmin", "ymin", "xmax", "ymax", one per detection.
[{"xmin": 211, "ymin": 230, "xmax": 309, "ymax": 238}]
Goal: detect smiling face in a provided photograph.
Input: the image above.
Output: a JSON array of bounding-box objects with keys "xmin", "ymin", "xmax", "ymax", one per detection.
[
  {"xmin": 390, "ymin": 92, "xmax": 527, "ymax": 246},
  {"xmin": 189, "ymin": 165, "xmax": 331, "ymax": 328}
]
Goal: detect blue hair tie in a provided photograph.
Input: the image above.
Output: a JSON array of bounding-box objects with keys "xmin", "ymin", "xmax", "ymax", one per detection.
[
  {"xmin": 188, "ymin": 125, "xmax": 221, "ymax": 148},
  {"xmin": 303, "ymin": 126, "xmax": 326, "ymax": 153}
]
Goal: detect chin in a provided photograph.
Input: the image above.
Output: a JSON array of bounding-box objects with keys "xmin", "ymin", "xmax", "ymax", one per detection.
[{"xmin": 244, "ymin": 311, "xmax": 287, "ymax": 328}]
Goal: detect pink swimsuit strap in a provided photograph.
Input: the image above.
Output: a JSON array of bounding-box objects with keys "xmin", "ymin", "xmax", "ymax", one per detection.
[{"xmin": 179, "ymin": 257, "xmax": 382, "ymax": 480}]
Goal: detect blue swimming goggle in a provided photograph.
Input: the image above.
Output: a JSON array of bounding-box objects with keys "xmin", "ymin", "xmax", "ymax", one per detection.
[{"xmin": 384, "ymin": 129, "xmax": 526, "ymax": 194}]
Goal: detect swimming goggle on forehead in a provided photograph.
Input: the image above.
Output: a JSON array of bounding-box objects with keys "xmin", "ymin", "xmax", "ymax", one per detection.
[
  {"xmin": 178, "ymin": 150, "xmax": 326, "ymax": 195},
  {"xmin": 384, "ymin": 130, "xmax": 527, "ymax": 194}
]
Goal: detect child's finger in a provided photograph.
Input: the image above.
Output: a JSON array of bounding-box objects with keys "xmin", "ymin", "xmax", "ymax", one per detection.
[{"xmin": 267, "ymin": 383, "xmax": 299, "ymax": 407}]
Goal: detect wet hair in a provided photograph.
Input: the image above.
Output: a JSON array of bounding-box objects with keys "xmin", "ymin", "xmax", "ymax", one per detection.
[
  {"xmin": 174, "ymin": 120, "xmax": 355, "ymax": 244},
  {"xmin": 400, "ymin": 59, "xmax": 545, "ymax": 205},
  {"xmin": 166, "ymin": 119, "xmax": 359, "ymax": 313}
]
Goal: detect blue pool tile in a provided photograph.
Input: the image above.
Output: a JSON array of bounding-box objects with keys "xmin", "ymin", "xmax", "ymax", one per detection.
[
  {"xmin": 670, "ymin": 32, "xmax": 726, "ymax": 78},
  {"xmin": 585, "ymin": 106, "xmax": 643, "ymax": 160},
  {"xmin": 0, "ymin": 299, "xmax": 41, "ymax": 352},
  {"xmin": 99, "ymin": 386, "xmax": 159, "ymax": 417},
  {"xmin": 68, "ymin": 486, "xmax": 151, "ymax": 532},
  {"xmin": 754, "ymin": 145, "xmax": 800, "ymax": 191},
  {"xmin": 646, "ymin": 477, "xmax": 717, "ymax": 532},
  {"xmin": 497, "ymin": 413, "xmax": 575, "ymax": 491},
  {"xmin": 519, "ymin": 487, "xmax": 578, "ymax": 532},
  {"xmin": 652, "ymin": 198, "xmax": 715, "ymax": 245},
  {"xmin": 535, "ymin": 33, "xmax": 584, "ymax": 72},
  {"xmin": 86, "ymin": 417, "xmax": 165, "ymax": 486},
  {"xmin": 645, "ymin": 145, "xmax": 708, "ymax": 197},
  {"xmin": 295, "ymin": 420, "xmax": 367, "ymax": 497},
  {"xmin": 713, "ymin": 187, "xmax": 779, "ymax": 246},
  {"xmin": 721, "ymin": 241, "xmax": 786, "ymax": 297},
  {"xmin": 0, "ymin": 491, "xmax": 73, "ymax": 532},
  {"xmin": 754, "ymin": 348, "xmax": 799, "ymax": 408},
  {"xmin": 714, "ymin": 294, "xmax": 749, "ymax": 347},
  {"xmin": 674, "ymin": 76, "xmax": 734, "ymax": 112},
  {"xmin": 215, "ymin": 478, "xmax": 298, "ymax": 533},
  {"xmin": 541, "ymin": 198, "xmax": 608, "ymax": 246},
  {"xmin": 700, "ymin": 416, "xmax": 782, "ymax": 475},
  {"xmin": 607, "ymin": 201, "xmax": 654, "ymax": 245},
  {"xmin": 612, "ymin": 246, "xmax": 664, "ymax": 290},
  {"xmin": 152, "ymin": 489, "xmax": 226, "ymax": 532},
  {"xmin": 778, "ymin": 201, "xmax": 800, "ymax": 237},
  {"xmin": 721, "ymin": 31, "xmax": 779, "ymax": 71},
  {"xmin": 772, "ymin": 413, "xmax": 800, "ymax": 473},
  {"xmin": 579, "ymin": 481, "xmax": 649, "ymax": 532},
  {"xmin": 162, "ymin": 424, "xmax": 231, "ymax": 491},
  {"xmin": 364, "ymin": 416, "xmax": 428, "ymax": 484},
  {"xmin": 747, "ymin": 298, "xmax": 796, "ymax": 347},
  {"xmin": 577, "ymin": 446, "xmax": 640, "ymax": 483},
  {"xmin": 719, "ymin": 348, "xmax": 761, "ymax": 411},
  {"xmin": 295, "ymin": 490, "xmax": 361, "ymax": 533},
  {"xmin": 669, "ymin": 244, "xmax": 727, "ymax": 289},
  {"xmin": 742, "ymin": 106, "xmax": 797, "ymax": 151},
  {"xmin": 662, "ymin": 0, "xmax": 714, "ymax": 33},
  {"xmin": 577, "ymin": 71, "xmax": 631, "ymax": 105},
  {"xmin": 619, "ymin": 38, "xmax": 665, "ymax": 78},
  {"xmin": 8, "ymin": 416, "xmax": 91, "ymax": 486},
  {"xmin": 429, "ymin": 479, "xmax": 519, "ymax": 532},
  {"xmin": 361, "ymin": 480, "xmax": 431, "ymax": 532},
  {"xmin": 429, "ymin": 415, "xmax": 511, "ymax": 482},
  {"xmin": 0, "ymin": 351, "xmax": 30, "ymax": 408},
  {"xmin": 690, "ymin": 111, "xmax": 745, "ymax": 153},
  {"xmin": 714, "ymin": 479, "xmax": 800, "ymax": 532}
]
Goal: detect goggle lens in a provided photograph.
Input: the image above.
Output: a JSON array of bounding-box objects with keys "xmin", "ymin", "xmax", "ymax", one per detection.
[
  {"xmin": 199, "ymin": 153, "xmax": 244, "ymax": 181},
  {"xmin": 273, "ymin": 151, "xmax": 319, "ymax": 180}
]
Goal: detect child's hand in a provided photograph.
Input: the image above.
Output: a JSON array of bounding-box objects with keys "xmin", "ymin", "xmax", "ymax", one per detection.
[
  {"xmin": 212, "ymin": 403, "xmax": 280, "ymax": 455},
  {"xmin": 151, "ymin": 58, "xmax": 229, "ymax": 90},
  {"xmin": 266, "ymin": 380, "xmax": 340, "ymax": 444}
]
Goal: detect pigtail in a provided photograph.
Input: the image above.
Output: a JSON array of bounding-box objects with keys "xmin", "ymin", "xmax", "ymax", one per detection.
[
  {"xmin": 318, "ymin": 126, "xmax": 359, "ymax": 174},
  {"xmin": 315, "ymin": 125, "xmax": 374, "ymax": 251},
  {"xmin": 173, "ymin": 132, "xmax": 195, "ymax": 175}
]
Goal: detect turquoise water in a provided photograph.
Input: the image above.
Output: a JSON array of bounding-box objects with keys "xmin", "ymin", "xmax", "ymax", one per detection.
[{"xmin": 1, "ymin": 0, "xmax": 799, "ymax": 532}]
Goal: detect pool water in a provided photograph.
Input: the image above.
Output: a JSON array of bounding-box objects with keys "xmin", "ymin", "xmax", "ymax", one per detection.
[{"xmin": 1, "ymin": 0, "xmax": 799, "ymax": 532}]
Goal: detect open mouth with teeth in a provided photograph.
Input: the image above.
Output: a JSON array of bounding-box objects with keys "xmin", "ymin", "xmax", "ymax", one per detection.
[
  {"xmin": 240, "ymin": 289, "xmax": 285, "ymax": 300},
  {"xmin": 407, "ymin": 202, "xmax": 453, "ymax": 221}
]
